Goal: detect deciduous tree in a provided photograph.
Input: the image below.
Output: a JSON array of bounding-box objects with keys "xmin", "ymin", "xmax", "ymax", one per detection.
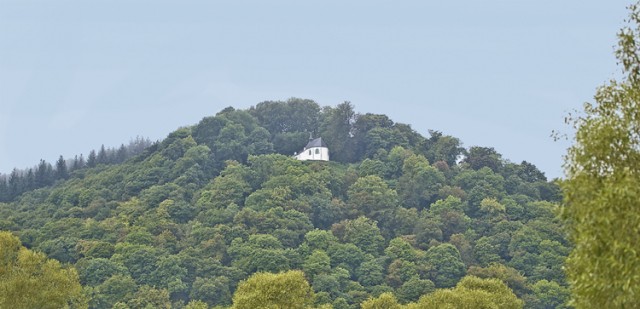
[
  {"xmin": 0, "ymin": 231, "xmax": 86, "ymax": 309},
  {"xmin": 562, "ymin": 3, "xmax": 640, "ymax": 307},
  {"xmin": 232, "ymin": 270, "xmax": 314, "ymax": 309}
]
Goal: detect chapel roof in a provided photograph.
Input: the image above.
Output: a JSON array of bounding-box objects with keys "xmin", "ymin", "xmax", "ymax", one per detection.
[{"xmin": 305, "ymin": 137, "xmax": 327, "ymax": 148}]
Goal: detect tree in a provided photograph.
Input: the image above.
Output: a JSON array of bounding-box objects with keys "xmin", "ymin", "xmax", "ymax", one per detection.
[
  {"xmin": 127, "ymin": 285, "xmax": 171, "ymax": 309},
  {"xmin": 87, "ymin": 150, "xmax": 97, "ymax": 168},
  {"xmin": 35, "ymin": 159, "xmax": 53, "ymax": 187},
  {"xmin": 303, "ymin": 250, "xmax": 331, "ymax": 279},
  {"xmin": 396, "ymin": 277, "xmax": 435, "ymax": 303},
  {"xmin": 115, "ymin": 144, "xmax": 128, "ymax": 163},
  {"xmin": 425, "ymin": 131, "xmax": 465, "ymax": 167},
  {"xmin": 424, "ymin": 243, "xmax": 466, "ymax": 288},
  {"xmin": 320, "ymin": 101, "xmax": 357, "ymax": 162},
  {"xmin": 561, "ymin": 3, "xmax": 640, "ymax": 307},
  {"xmin": 97, "ymin": 144, "xmax": 108, "ymax": 164},
  {"xmin": 56, "ymin": 155, "xmax": 68, "ymax": 180},
  {"xmin": 250, "ymin": 98, "xmax": 319, "ymax": 134},
  {"xmin": 189, "ymin": 276, "xmax": 232, "ymax": 307},
  {"xmin": 184, "ymin": 300, "xmax": 209, "ymax": 309},
  {"xmin": 89, "ymin": 274, "xmax": 137, "ymax": 309},
  {"xmin": 398, "ymin": 154, "xmax": 445, "ymax": 209},
  {"xmin": 0, "ymin": 231, "xmax": 86, "ymax": 308},
  {"xmin": 232, "ymin": 270, "xmax": 314, "ymax": 309},
  {"xmin": 410, "ymin": 276, "xmax": 523, "ymax": 309},
  {"xmin": 355, "ymin": 259, "xmax": 385, "ymax": 286},
  {"xmin": 76, "ymin": 258, "xmax": 127, "ymax": 286},
  {"xmin": 360, "ymin": 292, "xmax": 402, "ymax": 309},
  {"xmin": 347, "ymin": 175, "xmax": 398, "ymax": 222},
  {"xmin": 340, "ymin": 216, "xmax": 385, "ymax": 255},
  {"xmin": 464, "ymin": 146, "xmax": 503, "ymax": 172},
  {"xmin": 531, "ymin": 279, "xmax": 570, "ymax": 309}
]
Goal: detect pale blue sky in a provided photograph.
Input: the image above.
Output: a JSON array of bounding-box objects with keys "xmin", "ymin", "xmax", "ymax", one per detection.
[{"xmin": 0, "ymin": 0, "xmax": 631, "ymax": 178}]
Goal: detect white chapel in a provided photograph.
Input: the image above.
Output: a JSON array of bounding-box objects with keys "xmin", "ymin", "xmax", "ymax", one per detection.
[{"xmin": 294, "ymin": 136, "xmax": 330, "ymax": 161}]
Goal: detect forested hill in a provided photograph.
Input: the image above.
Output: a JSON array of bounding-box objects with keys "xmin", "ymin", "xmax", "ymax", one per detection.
[{"xmin": 0, "ymin": 98, "xmax": 568, "ymax": 308}]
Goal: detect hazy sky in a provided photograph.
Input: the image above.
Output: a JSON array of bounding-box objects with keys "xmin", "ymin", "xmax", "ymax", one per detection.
[{"xmin": 0, "ymin": 1, "xmax": 631, "ymax": 179}]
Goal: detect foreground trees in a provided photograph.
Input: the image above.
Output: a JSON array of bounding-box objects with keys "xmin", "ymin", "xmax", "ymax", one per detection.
[
  {"xmin": 411, "ymin": 276, "xmax": 523, "ymax": 309},
  {"xmin": 0, "ymin": 231, "xmax": 86, "ymax": 309},
  {"xmin": 232, "ymin": 270, "xmax": 314, "ymax": 309},
  {"xmin": 562, "ymin": 2, "xmax": 640, "ymax": 308}
]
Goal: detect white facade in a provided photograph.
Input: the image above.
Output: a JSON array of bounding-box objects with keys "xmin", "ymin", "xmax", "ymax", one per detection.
[
  {"xmin": 295, "ymin": 146, "xmax": 330, "ymax": 161},
  {"xmin": 294, "ymin": 137, "xmax": 330, "ymax": 161}
]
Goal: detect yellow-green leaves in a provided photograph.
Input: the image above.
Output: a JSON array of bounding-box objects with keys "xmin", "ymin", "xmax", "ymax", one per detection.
[
  {"xmin": 0, "ymin": 231, "xmax": 86, "ymax": 309},
  {"xmin": 563, "ymin": 2, "xmax": 640, "ymax": 307},
  {"xmin": 409, "ymin": 276, "xmax": 523, "ymax": 309},
  {"xmin": 232, "ymin": 270, "xmax": 314, "ymax": 309}
]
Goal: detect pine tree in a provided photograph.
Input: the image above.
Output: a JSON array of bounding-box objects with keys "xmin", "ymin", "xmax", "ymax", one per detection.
[
  {"xmin": 116, "ymin": 144, "xmax": 127, "ymax": 163},
  {"xmin": 87, "ymin": 150, "xmax": 97, "ymax": 168},
  {"xmin": 0, "ymin": 176, "xmax": 8, "ymax": 202},
  {"xmin": 78, "ymin": 154, "xmax": 85, "ymax": 168},
  {"xmin": 97, "ymin": 145, "xmax": 108, "ymax": 165},
  {"xmin": 35, "ymin": 160, "xmax": 52, "ymax": 187},
  {"xmin": 55, "ymin": 155, "xmax": 68, "ymax": 180},
  {"xmin": 8, "ymin": 169, "xmax": 21, "ymax": 199}
]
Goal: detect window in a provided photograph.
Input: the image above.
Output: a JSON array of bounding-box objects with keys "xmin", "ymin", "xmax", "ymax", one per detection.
[
  {"xmin": 315, "ymin": 148, "xmax": 320, "ymax": 154},
  {"xmin": 308, "ymin": 150, "xmax": 311, "ymax": 155}
]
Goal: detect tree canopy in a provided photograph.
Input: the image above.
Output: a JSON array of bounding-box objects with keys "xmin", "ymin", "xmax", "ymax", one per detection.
[
  {"xmin": 0, "ymin": 231, "xmax": 86, "ymax": 309},
  {"xmin": 562, "ymin": 2, "xmax": 640, "ymax": 307},
  {"xmin": 0, "ymin": 99, "xmax": 565, "ymax": 308}
]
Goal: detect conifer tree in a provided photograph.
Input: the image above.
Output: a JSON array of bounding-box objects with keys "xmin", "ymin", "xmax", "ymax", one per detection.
[
  {"xmin": 87, "ymin": 150, "xmax": 97, "ymax": 168},
  {"xmin": 55, "ymin": 155, "xmax": 68, "ymax": 180}
]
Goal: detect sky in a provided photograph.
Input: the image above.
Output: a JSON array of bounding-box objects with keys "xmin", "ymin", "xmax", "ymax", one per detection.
[{"xmin": 0, "ymin": 0, "xmax": 632, "ymax": 179}]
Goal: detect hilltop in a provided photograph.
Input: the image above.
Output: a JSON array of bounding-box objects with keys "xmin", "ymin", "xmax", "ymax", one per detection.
[{"xmin": 0, "ymin": 98, "xmax": 567, "ymax": 308}]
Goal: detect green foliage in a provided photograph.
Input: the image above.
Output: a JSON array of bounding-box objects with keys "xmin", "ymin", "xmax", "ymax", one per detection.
[
  {"xmin": 0, "ymin": 102, "xmax": 568, "ymax": 308},
  {"xmin": 361, "ymin": 292, "xmax": 402, "ymax": 309},
  {"xmin": 464, "ymin": 146, "xmax": 503, "ymax": 172},
  {"xmin": 347, "ymin": 175, "xmax": 398, "ymax": 221},
  {"xmin": 396, "ymin": 277, "xmax": 435, "ymax": 303},
  {"xmin": 127, "ymin": 285, "xmax": 171, "ymax": 309},
  {"xmin": 530, "ymin": 279, "xmax": 570, "ymax": 309},
  {"xmin": 398, "ymin": 154, "xmax": 445, "ymax": 209},
  {"xmin": 425, "ymin": 243, "xmax": 467, "ymax": 288},
  {"xmin": 561, "ymin": 3, "xmax": 640, "ymax": 308},
  {"xmin": 184, "ymin": 300, "xmax": 210, "ymax": 309},
  {"xmin": 411, "ymin": 276, "xmax": 523, "ymax": 309},
  {"xmin": 0, "ymin": 231, "xmax": 86, "ymax": 309},
  {"xmin": 467, "ymin": 263, "xmax": 530, "ymax": 298},
  {"xmin": 232, "ymin": 270, "xmax": 314, "ymax": 309},
  {"xmin": 340, "ymin": 216, "xmax": 385, "ymax": 255}
]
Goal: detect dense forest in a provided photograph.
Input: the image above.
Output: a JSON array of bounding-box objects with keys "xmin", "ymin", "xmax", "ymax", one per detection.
[
  {"xmin": 0, "ymin": 136, "xmax": 154, "ymax": 202},
  {"xmin": 0, "ymin": 99, "xmax": 568, "ymax": 308}
]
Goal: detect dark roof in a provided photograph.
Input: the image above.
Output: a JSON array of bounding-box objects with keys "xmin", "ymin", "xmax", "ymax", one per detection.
[{"xmin": 305, "ymin": 137, "xmax": 327, "ymax": 149}]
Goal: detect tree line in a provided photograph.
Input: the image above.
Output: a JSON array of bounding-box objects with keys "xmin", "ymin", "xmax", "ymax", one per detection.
[{"xmin": 0, "ymin": 136, "xmax": 153, "ymax": 202}]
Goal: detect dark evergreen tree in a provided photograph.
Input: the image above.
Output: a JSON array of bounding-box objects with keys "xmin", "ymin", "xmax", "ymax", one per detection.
[
  {"xmin": 0, "ymin": 176, "xmax": 8, "ymax": 202},
  {"xmin": 78, "ymin": 154, "xmax": 85, "ymax": 168},
  {"xmin": 24, "ymin": 169, "xmax": 35, "ymax": 191},
  {"xmin": 87, "ymin": 150, "xmax": 97, "ymax": 168},
  {"xmin": 116, "ymin": 144, "xmax": 127, "ymax": 163},
  {"xmin": 35, "ymin": 159, "xmax": 53, "ymax": 187},
  {"xmin": 97, "ymin": 145, "xmax": 108, "ymax": 165},
  {"xmin": 70, "ymin": 155, "xmax": 81, "ymax": 171},
  {"xmin": 55, "ymin": 155, "xmax": 68, "ymax": 180},
  {"xmin": 8, "ymin": 168, "xmax": 21, "ymax": 199}
]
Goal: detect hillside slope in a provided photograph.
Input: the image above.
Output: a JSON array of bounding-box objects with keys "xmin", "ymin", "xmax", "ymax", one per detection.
[{"xmin": 0, "ymin": 99, "xmax": 567, "ymax": 308}]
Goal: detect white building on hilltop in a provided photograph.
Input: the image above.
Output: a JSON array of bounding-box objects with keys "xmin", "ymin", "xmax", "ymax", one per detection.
[{"xmin": 294, "ymin": 137, "xmax": 329, "ymax": 161}]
